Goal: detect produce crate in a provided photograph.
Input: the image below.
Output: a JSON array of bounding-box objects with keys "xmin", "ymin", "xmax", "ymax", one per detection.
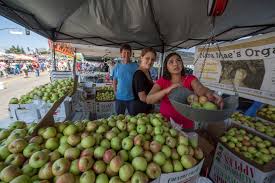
[
  {"xmin": 50, "ymin": 71, "xmax": 73, "ymax": 81},
  {"xmin": 228, "ymin": 118, "xmax": 275, "ymax": 142},
  {"xmin": 209, "ymin": 125, "xmax": 275, "ymax": 183},
  {"xmin": 151, "ymin": 159, "xmax": 204, "ymax": 183},
  {"xmin": 95, "ymin": 90, "xmax": 115, "ymax": 102},
  {"xmin": 39, "ymin": 98, "xmax": 72, "ymax": 122},
  {"xmin": 8, "ymin": 104, "xmax": 20, "ymax": 119},
  {"xmin": 14, "ymin": 107, "xmax": 41, "ymax": 123},
  {"xmin": 96, "ymin": 101, "xmax": 115, "ymax": 113},
  {"xmin": 209, "ymin": 143, "xmax": 275, "ymax": 183},
  {"xmin": 256, "ymin": 104, "xmax": 275, "ymax": 124},
  {"xmin": 231, "ymin": 114, "xmax": 275, "ymax": 142}
]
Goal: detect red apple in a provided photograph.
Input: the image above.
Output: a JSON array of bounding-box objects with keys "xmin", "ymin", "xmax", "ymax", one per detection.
[{"xmin": 103, "ymin": 149, "xmax": 116, "ymax": 164}]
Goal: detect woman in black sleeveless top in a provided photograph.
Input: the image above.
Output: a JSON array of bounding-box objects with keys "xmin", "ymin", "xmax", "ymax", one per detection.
[{"xmin": 131, "ymin": 48, "xmax": 156, "ymax": 115}]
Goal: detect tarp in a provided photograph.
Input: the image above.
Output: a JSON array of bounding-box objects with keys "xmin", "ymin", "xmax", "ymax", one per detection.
[
  {"xmin": 72, "ymin": 44, "xmax": 141, "ymax": 58},
  {"xmin": 1, "ymin": 0, "xmax": 275, "ymax": 51}
]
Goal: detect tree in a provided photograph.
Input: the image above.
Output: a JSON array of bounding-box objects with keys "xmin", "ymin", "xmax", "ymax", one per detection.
[
  {"xmin": 5, "ymin": 45, "xmax": 25, "ymax": 54},
  {"xmin": 20, "ymin": 47, "xmax": 25, "ymax": 54}
]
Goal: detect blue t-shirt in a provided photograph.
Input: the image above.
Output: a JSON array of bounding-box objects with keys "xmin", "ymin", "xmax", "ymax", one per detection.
[{"xmin": 113, "ymin": 62, "xmax": 138, "ymax": 101}]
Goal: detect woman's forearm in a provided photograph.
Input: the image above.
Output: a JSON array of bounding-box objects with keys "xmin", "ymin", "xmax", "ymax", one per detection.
[{"xmin": 146, "ymin": 89, "xmax": 168, "ymax": 104}]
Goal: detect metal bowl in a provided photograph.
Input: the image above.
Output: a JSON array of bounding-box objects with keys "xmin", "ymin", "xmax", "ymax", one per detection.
[{"xmin": 168, "ymin": 87, "xmax": 239, "ymax": 122}]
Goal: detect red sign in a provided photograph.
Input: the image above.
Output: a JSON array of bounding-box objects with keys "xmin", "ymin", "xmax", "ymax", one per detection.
[{"xmin": 48, "ymin": 40, "xmax": 74, "ymax": 57}]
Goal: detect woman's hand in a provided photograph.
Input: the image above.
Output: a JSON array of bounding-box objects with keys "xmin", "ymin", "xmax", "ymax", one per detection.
[
  {"xmin": 206, "ymin": 92, "xmax": 224, "ymax": 109},
  {"xmin": 165, "ymin": 83, "xmax": 181, "ymax": 94}
]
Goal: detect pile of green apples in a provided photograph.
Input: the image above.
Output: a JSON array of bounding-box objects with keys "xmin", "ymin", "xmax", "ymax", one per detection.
[
  {"xmin": 220, "ymin": 127, "xmax": 275, "ymax": 165},
  {"xmin": 257, "ymin": 105, "xmax": 275, "ymax": 123},
  {"xmin": 9, "ymin": 79, "xmax": 74, "ymax": 104},
  {"xmin": 0, "ymin": 113, "xmax": 203, "ymax": 183},
  {"xmin": 231, "ymin": 112, "xmax": 275, "ymax": 138},
  {"xmin": 96, "ymin": 91, "xmax": 115, "ymax": 102},
  {"xmin": 187, "ymin": 94, "xmax": 218, "ymax": 110}
]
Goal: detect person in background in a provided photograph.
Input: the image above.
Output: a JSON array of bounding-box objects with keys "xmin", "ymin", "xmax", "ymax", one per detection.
[
  {"xmin": 131, "ymin": 48, "xmax": 156, "ymax": 115},
  {"xmin": 146, "ymin": 52, "xmax": 223, "ymax": 129},
  {"xmin": 112, "ymin": 44, "xmax": 138, "ymax": 115},
  {"xmin": 108, "ymin": 60, "xmax": 116, "ymax": 80},
  {"xmin": 22, "ymin": 63, "xmax": 28, "ymax": 78},
  {"xmin": 32, "ymin": 61, "xmax": 40, "ymax": 77},
  {"xmin": 15, "ymin": 62, "xmax": 20, "ymax": 75}
]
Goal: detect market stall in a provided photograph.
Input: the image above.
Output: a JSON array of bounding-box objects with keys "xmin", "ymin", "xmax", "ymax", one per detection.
[{"xmin": 1, "ymin": 0, "xmax": 275, "ymax": 183}]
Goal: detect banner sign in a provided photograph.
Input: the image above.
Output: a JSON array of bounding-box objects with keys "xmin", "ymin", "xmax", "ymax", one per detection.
[
  {"xmin": 194, "ymin": 32, "xmax": 275, "ymax": 105},
  {"xmin": 48, "ymin": 40, "xmax": 74, "ymax": 57}
]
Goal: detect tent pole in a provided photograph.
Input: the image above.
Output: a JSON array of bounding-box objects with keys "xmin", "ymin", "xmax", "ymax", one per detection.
[
  {"xmin": 52, "ymin": 42, "xmax": 56, "ymax": 71},
  {"xmin": 158, "ymin": 44, "xmax": 165, "ymax": 78},
  {"xmin": 72, "ymin": 49, "xmax": 76, "ymax": 77}
]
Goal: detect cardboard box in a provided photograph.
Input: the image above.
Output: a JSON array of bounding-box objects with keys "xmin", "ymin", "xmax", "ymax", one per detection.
[
  {"xmin": 209, "ymin": 143, "xmax": 275, "ymax": 183},
  {"xmin": 151, "ymin": 160, "xmax": 204, "ymax": 183},
  {"xmin": 96, "ymin": 111, "xmax": 115, "ymax": 119},
  {"xmin": 96, "ymin": 101, "xmax": 115, "ymax": 113},
  {"xmin": 40, "ymin": 100, "xmax": 71, "ymax": 122},
  {"xmin": 8, "ymin": 104, "xmax": 20, "ymax": 119},
  {"xmin": 14, "ymin": 108, "xmax": 41, "ymax": 123}
]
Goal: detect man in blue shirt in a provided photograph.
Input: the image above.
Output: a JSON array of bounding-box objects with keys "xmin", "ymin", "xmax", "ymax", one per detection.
[{"xmin": 112, "ymin": 44, "xmax": 138, "ymax": 114}]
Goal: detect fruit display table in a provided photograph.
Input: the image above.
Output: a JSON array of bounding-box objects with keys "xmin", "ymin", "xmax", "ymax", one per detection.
[
  {"xmin": 210, "ymin": 126, "xmax": 275, "ymax": 183},
  {"xmin": 0, "ymin": 113, "xmax": 206, "ymax": 183}
]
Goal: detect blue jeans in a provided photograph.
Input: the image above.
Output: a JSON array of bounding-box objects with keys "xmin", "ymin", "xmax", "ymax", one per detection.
[{"xmin": 115, "ymin": 100, "xmax": 135, "ymax": 115}]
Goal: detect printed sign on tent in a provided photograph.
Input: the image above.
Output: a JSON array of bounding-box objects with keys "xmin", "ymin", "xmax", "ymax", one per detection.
[{"xmin": 194, "ymin": 32, "xmax": 275, "ymax": 105}]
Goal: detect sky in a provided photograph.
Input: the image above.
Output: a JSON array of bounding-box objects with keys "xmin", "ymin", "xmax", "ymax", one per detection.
[{"xmin": 0, "ymin": 16, "xmax": 48, "ymax": 52}]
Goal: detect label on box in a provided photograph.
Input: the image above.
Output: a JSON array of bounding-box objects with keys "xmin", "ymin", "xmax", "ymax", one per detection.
[
  {"xmin": 96, "ymin": 101, "xmax": 115, "ymax": 113},
  {"xmin": 151, "ymin": 160, "xmax": 204, "ymax": 183},
  {"xmin": 209, "ymin": 143, "xmax": 275, "ymax": 183}
]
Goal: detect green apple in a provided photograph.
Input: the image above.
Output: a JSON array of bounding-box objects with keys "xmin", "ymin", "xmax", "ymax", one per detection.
[
  {"xmin": 23, "ymin": 143, "xmax": 40, "ymax": 158},
  {"xmin": 96, "ymin": 173, "xmax": 109, "ymax": 183},
  {"xmin": 111, "ymin": 137, "xmax": 122, "ymax": 151},
  {"xmin": 70, "ymin": 159, "xmax": 81, "ymax": 175},
  {"xmin": 173, "ymin": 159, "xmax": 183, "ymax": 171},
  {"xmin": 162, "ymin": 160, "xmax": 173, "ymax": 173},
  {"xmin": 177, "ymin": 144, "xmax": 189, "ymax": 156},
  {"xmin": 10, "ymin": 174, "xmax": 31, "ymax": 183},
  {"xmin": 22, "ymin": 163, "xmax": 37, "ymax": 177},
  {"xmin": 38, "ymin": 162, "xmax": 54, "ymax": 180},
  {"xmin": 154, "ymin": 135, "xmax": 165, "ymax": 145},
  {"xmin": 63, "ymin": 124, "xmax": 78, "ymax": 136},
  {"xmin": 94, "ymin": 146, "xmax": 107, "ymax": 159},
  {"xmin": 93, "ymin": 160, "xmax": 106, "ymax": 174},
  {"xmin": 153, "ymin": 152, "xmax": 166, "ymax": 166},
  {"xmin": 8, "ymin": 138, "xmax": 27, "ymax": 153},
  {"xmin": 161, "ymin": 145, "xmax": 172, "ymax": 158},
  {"xmin": 100, "ymin": 139, "xmax": 111, "ymax": 149},
  {"xmin": 45, "ymin": 137, "xmax": 59, "ymax": 151},
  {"xmin": 64, "ymin": 147, "xmax": 80, "ymax": 160},
  {"xmin": 80, "ymin": 170, "xmax": 96, "ymax": 183},
  {"xmin": 67, "ymin": 134, "xmax": 81, "ymax": 146},
  {"xmin": 58, "ymin": 142, "xmax": 72, "ymax": 155},
  {"xmin": 29, "ymin": 151, "xmax": 49, "ymax": 168},
  {"xmin": 146, "ymin": 162, "xmax": 161, "ymax": 179},
  {"xmin": 0, "ymin": 144, "xmax": 11, "ymax": 160},
  {"xmin": 132, "ymin": 156, "xmax": 147, "ymax": 171},
  {"xmin": 52, "ymin": 158, "xmax": 71, "ymax": 176},
  {"xmin": 122, "ymin": 137, "xmax": 133, "ymax": 150},
  {"xmin": 42, "ymin": 127, "xmax": 57, "ymax": 139},
  {"xmin": 119, "ymin": 164, "xmax": 134, "ymax": 182},
  {"xmin": 0, "ymin": 165, "xmax": 22, "ymax": 182},
  {"xmin": 136, "ymin": 124, "xmax": 147, "ymax": 134},
  {"xmin": 81, "ymin": 136, "xmax": 96, "ymax": 148},
  {"xmin": 130, "ymin": 145, "xmax": 143, "ymax": 158}
]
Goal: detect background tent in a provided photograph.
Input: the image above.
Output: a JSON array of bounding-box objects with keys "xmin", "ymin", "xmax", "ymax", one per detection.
[{"xmin": 1, "ymin": 0, "xmax": 275, "ymax": 52}]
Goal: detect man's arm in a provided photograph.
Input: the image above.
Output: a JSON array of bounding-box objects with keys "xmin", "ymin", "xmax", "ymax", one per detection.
[{"xmin": 113, "ymin": 79, "xmax": 117, "ymax": 95}]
